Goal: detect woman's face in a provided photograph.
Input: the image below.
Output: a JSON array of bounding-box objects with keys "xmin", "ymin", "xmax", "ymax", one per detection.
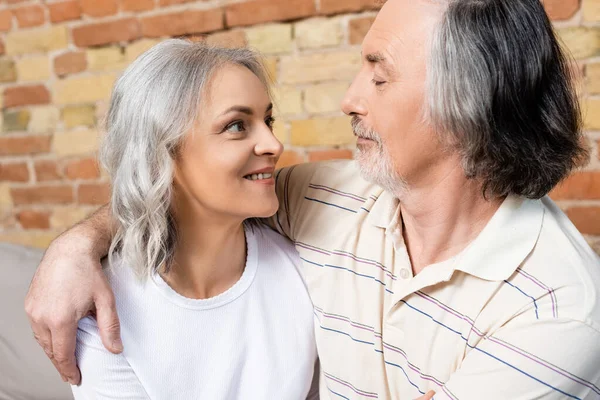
[{"xmin": 173, "ymin": 63, "xmax": 283, "ymax": 222}]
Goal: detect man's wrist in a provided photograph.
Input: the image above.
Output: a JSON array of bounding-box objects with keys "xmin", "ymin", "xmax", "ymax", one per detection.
[{"xmin": 49, "ymin": 205, "xmax": 112, "ymax": 265}]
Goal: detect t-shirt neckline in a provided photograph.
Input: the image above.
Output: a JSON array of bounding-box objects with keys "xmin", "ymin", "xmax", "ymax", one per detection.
[{"xmin": 150, "ymin": 224, "xmax": 258, "ymax": 310}]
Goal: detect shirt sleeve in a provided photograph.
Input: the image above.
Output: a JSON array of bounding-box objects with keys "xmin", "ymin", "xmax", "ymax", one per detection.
[
  {"xmin": 71, "ymin": 317, "xmax": 150, "ymax": 400},
  {"xmin": 434, "ymin": 312, "xmax": 600, "ymax": 400},
  {"xmin": 263, "ymin": 162, "xmax": 320, "ymax": 241}
]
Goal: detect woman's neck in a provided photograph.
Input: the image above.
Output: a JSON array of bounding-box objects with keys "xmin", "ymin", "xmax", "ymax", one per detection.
[{"xmin": 161, "ymin": 211, "xmax": 247, "ymax": 300}]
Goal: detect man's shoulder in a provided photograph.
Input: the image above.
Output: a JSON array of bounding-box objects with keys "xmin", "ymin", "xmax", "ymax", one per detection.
[
  {"xmin": 279, "ymin": 160, "xmax": 379, "ymax": 198},
  {"xmin": 533, "ymin": 196, "xmax": 599, "ymax": 271},
  {"xmin": 519, "ymin": 196, "xmax": 600, "ymax": 328}
]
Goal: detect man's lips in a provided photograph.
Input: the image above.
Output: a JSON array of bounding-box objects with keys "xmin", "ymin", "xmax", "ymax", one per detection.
[{"xmin": 357, "ymin": 137, "xmax": 375, "ymax": 144}]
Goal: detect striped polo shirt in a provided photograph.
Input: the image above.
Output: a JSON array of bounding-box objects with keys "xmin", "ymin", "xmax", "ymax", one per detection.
[{"xmin": 269, "ymin": 160, "xmax": 600, "ymax": 400}]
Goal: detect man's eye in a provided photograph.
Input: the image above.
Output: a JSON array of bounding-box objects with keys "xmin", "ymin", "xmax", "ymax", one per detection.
[
  {"xmin": 226, "ymin": 121, "xmax": 245, "ymax": 133},
  {"xmin": 372, "ymin": 79, "xmax": 386, "ymax": 86}
]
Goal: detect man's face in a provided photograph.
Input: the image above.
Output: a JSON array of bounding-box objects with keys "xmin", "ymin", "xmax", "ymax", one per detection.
[{"xmin": 342, "ymin": 0, "xmax": 448, "ymax": 195}]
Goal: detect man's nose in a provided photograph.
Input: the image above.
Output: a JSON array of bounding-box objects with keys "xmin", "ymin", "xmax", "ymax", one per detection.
[{"xmin": 341, "ymin": 79, "xmax": 367, "ymax": 117}]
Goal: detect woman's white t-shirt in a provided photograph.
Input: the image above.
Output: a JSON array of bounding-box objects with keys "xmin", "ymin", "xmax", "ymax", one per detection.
[{"xmin": 72, "ymin": 225, "xmax": 318, "ymax": 400}]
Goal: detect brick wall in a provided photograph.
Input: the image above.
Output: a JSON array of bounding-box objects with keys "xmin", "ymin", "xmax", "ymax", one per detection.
[{"xmin": 0, "ymin": 0, "xmax": 598, "ymax": 255}]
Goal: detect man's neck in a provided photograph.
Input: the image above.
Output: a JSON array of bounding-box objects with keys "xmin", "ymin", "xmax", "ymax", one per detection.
[
  {"xmin": 397, "ymin": 161, "xmax": 504, "ymax": 275},
  {"xmin": 162, "ymin": 208, "xmax": 247, "ymax": 300}
]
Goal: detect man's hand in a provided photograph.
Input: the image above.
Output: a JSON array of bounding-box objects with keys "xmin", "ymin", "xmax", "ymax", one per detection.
[
  {"xmin": 414, "ymin": 390, "xmax": 435, "ymax": 400},
  {"xmin": 24, "ymin": 206, "xmax": 117, "ymax": 385}
]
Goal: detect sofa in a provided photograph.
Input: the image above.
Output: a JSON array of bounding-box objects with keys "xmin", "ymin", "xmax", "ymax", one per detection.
[{"xmin": 0, "ymin": 242, "xmax": 74, "ymax": 400}]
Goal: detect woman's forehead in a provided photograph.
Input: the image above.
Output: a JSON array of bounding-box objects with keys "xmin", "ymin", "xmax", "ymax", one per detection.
[{"xmin": 203, "ymin": 64, "xmax": 271, "ymax": 114}]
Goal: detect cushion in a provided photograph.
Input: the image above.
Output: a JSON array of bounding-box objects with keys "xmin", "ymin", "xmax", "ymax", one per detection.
[{"xmin": 0, "ymin": 243, "xmax": 73, "ymax": 400}]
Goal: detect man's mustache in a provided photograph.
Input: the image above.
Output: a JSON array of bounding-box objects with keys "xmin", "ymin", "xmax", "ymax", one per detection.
[{"xmin": 351, "ymin": 116, "xmax": 382, "ymax": 144}]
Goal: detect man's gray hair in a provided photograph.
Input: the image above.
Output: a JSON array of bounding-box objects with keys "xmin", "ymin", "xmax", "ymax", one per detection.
[
  {"xmin": 101, "ymin": 39, "xmax": 270, "ymax": 278},
  {"xmin": 427, "ymin": 0, "xmax": 588, "ymax": 199}
]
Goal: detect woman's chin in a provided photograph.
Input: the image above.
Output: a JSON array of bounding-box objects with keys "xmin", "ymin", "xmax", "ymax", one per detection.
[{"xmin": 247, "ymin": 202, "xmax": 279, "ymax": 219}]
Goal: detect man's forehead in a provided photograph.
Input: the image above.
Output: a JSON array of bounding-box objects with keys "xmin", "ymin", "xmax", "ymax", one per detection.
[
  {"xmin": 363, "ymin": 0, "xmax": 446, "ymax": 56},
  {"xmin": 373, "ymin": 0, "xmax": 446, "ymax": 29}
]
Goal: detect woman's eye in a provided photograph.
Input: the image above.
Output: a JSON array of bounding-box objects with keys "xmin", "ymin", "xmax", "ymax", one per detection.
[
  {"xmin": 265, "ymin": 116, "xmax": 275, "ymax": 129},
  {"xmin": 226, "ymin": 121, "xmax": 245, "ymax": 133}
]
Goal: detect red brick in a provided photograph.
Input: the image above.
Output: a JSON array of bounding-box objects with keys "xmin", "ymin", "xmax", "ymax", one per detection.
[
  {"xmin": 121, "ymin": 0, "xmax": 155, "ymax": 12},
  {"xmin": 49, "ymin": 0, "xmax": 81, "ymax": 23},
  {"xmin": 141, "ymin": 9, "xmax": 224, "ymax": 38},
  {"xmin": 78, "ymin": 182, "xmax": 110, "ymax": 204},
  {"xmin": 64, "ymin": 158, "xmax": 100, "ymax": 180},
  {"xmin": 14, "ymin": 5, "xmax": 45, "ymax": 28},
  {"xmin": 0, "ymin": 212, "xmax": 17, "ymax": 230},
  {"xmin": 349, "ymin": 16, "xmax": 375, "ymax": 45},
  {"xmin": 3, "ymin": 85, "xmax": 50, "ymax": 108},
  {"xmin": 17, "ymin": 210, "xmax": 50, "ymax": 229},
  {"xmin": 0, "ymin": 136, "xmax": 52, "ymax": 156},
  {"xmin": 0, "ymin": 10, "xmax": 12, "ymax": 32},
  {"xmin": 73, "ymin": 18, "xmax": 140, "ymax": 47},
  {"xmin": 11, "ymin": 185, "xmax": 74, "ymax": 205},
  {"xmin": 34, "ymin": 160, "xmax": 62, "ymax": 182},
  {"xmin": 81, "ymin": 0, "xmax": 118, "ymax": 17},
  {"xmin": 54, "ymin": 51, "xmax": 87, "ymax": 77},
  {"xmin": 309, "ymin": 149, "xmax": 353, "ymax": 162},
  {"xmin": 158, "ymin": 0, "xmax": 193, "ymax": 6},
  {"xmin": 544, "ymin": 0, "xmax": 580, "ymax": 21},
  {"xmin": 0, "ymin": 162, "xmax": 29, "ymax": 182},
  {"xmin": 276, "ymin": 150, "xmax": 304, "ymax": 168},
  {"xmin": 320, "ymin": 0, "xmax": 380, "ymax": 15},
  {"xmin": 550, "ymin": 171, "xmax": 600, "ymax": 200},
  {"xmin": 566, "ymin": 207, "xmax": 600, "ymax": 235},
  {"xmin": 225, "ymin": 0, "xmax": 316, "ymax": 28}
]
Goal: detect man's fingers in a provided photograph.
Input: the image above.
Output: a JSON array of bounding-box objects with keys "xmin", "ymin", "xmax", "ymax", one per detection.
[
  {"xmin": 31, "ymin": 326, "xmax": 65, "ymax": 382},
  {"xmin": 95, "ymin": 294, "xmax": 123, "ymax": 354},
  {"xmin": 31, "ymin": 326, "xmax": 53, "ymax": 360},
  {"xmin": 51, "ymin": 322, "xmax": 81, "ymax": 385},
  {"xmin": 414, "ymin": 390, "xmax": 436, "ymax": 400}
]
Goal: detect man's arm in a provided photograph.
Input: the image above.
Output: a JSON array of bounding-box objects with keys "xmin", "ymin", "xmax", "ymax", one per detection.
[
  {"xmin": 434, "ymin": 313, "xmax": 600, "ymax": 399},
  {"xmin": 24, "ymin": 205, "xmax": 119, "ymax": 385}
]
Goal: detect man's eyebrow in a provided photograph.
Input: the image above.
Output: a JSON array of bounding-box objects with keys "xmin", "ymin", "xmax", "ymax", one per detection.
[{"xmin": 364, "ymin": 52, "xmax": 395, "ymax": 77}]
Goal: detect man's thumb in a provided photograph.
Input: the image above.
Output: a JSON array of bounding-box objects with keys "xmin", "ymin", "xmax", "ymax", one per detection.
[{"xmin": 95, "ymin": 295, "xmax": 123, "ymax": 354}]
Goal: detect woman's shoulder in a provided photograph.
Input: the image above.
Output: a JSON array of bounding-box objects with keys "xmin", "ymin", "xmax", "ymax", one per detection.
[
  {"xmin": 97, "ymin": 255, "xmax": 153, "ymax": 320},
  {"xmin": 250, "ymin": 224, "xmax": 306, "ymax": 280},
  {"xmin": 252, "ymin": 223, "xmax": 298, "ymax": 257},
  {"xmin": 101, "ymin": 254, "xmax": 145, "ymax": 288}
]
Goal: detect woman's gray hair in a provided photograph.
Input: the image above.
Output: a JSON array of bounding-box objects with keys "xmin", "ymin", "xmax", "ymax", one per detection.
[
  {"xmin": 101, "ymin": 39, "xmax": 271, "ymax": 279},
  {"xmin": 427, "ymin": 0, "xmax": 589, "ymax": 199}
]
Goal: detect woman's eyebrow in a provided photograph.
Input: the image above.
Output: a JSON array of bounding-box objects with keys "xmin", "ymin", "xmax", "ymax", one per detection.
[
  {"xmin": 220, "ymin": 103, "xmax": 273, "ymax": 117},
  {"xmin": 220, "ymin": 105, "xmax": 254, "ymax": 116}
]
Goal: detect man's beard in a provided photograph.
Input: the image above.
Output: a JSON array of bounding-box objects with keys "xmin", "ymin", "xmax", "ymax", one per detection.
[{"xmin": 351, "ymin": 116, "xmax": 408, "ymax": 197}]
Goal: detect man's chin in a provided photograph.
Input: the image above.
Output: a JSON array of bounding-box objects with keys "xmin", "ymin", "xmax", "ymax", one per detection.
[{"xmin": 355, "ymin": 156, "xmax": 379, "ymax": 183}]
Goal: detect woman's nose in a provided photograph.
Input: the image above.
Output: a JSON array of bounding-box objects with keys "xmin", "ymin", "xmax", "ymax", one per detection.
[{"xmin": 255, "ymin": 125, "xmax": 284, "ymax": 158}]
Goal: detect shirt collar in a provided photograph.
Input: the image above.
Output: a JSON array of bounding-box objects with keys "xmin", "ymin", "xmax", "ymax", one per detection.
[
  {"xmin": 368, "ymin": 192, "xmax": 545, "ymax": 281},
  {"xmin": 367, "ymin": 189, "xmax": 400, "ymax": 229},
  {"xmin": 453, "ymin": 195, "xmax": 544, "ymax": 281}
]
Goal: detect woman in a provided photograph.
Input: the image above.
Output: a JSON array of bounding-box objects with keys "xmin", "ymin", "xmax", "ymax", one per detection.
[{"xmin": 71, "ymin": 39, "xmax": 318, "ymax": 399}]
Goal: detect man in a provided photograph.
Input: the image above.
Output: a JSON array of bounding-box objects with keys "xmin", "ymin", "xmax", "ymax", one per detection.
[{"xmin": 25, "ymin": 0, "xmax": 600, "ymax": 398}]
